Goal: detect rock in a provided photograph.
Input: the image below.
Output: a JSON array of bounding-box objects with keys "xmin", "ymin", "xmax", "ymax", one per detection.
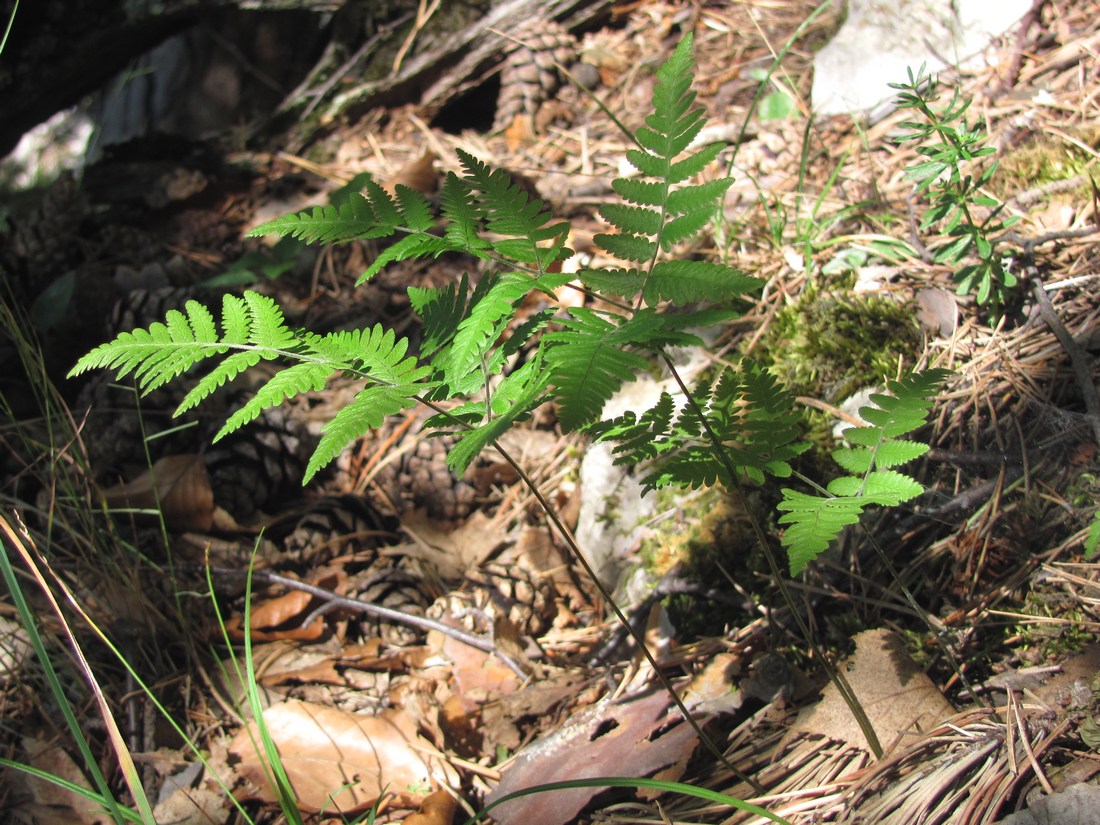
[{"xmin": 812, "ymin": 0, "xmax": 1034, "ymax": 117}]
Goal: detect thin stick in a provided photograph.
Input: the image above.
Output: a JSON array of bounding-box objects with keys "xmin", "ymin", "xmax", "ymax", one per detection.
[{"xmin": 211, "ymin": 567, "xmax": 528, "ymax": 680}]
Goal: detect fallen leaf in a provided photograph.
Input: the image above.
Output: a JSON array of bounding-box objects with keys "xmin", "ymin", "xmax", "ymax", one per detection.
[
  {"xmin": 916, "ymin": 287, "xmax": 958, "ymax": 337},
  {"xmin": 230, "ymin": 699, "xmax": 458, "ymax": 814},
  {"xmin": 153, "ymin": 762, "xmax": 229, "ymax": 825},
  {"xmin": 486, "ymin": 690, "xmax": 702, "ymax": 825},
  {"xmin": 383, "ymin": 151, "xmax": 438, "ymax": 196},
  {"xmin": 403, "ymin": 788, "xmax": 457, "ymax": 825},
  {"xmin": 102, "ymin": 454, "xmax": 214, "ymax": 532},
  {"xmin": 401, "ymin": 510, "xmax": 510, "ymax": 580},
  {"xmin": 5, "ymin": 736, "xmax": 112, "ymax": 824},
  {"xmin": 791, "ymin": 628, "xmax": 954, "ymax": 754}
]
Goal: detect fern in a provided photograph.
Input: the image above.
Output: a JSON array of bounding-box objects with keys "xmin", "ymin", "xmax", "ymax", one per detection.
[
  {"xmin": 589, "ymin": 359, "xmax": 809, "ymax": 490},
  {"xmin": 69, "ymin": 290, "xmax": 431, "ymax": 483},
  {"xmin": 776, "ymin": 369, "xmax": 949, "ymax": 575},
  {"xmin": 71, "ymin": 31, "xmax": 947, "ymax": 618}
]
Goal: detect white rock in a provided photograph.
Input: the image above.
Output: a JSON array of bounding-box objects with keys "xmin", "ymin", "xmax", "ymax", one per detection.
[{"xmin": 812, "ymin": 0, "xmax": 1034, "ymax": 117}]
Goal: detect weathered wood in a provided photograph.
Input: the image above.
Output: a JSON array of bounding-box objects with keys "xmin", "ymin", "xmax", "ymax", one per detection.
[
  {"xmin": 0, "ymin": 0, "xmax": 341, "ymax": 157},
  {"xmin": 273, "ymin": 0, "xmax": 611, "ymax": 150}
]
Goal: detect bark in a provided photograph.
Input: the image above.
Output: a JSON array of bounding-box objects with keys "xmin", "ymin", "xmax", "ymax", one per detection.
[
  {"xmin": 272, "ymin": 0, "xmax": 611, "ymax": 151},
  {"xmin": 0, "ymin": 0, "xmax": 338, "ymax": 157}
]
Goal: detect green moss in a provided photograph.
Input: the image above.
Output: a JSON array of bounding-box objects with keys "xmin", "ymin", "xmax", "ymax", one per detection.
[
  {"xmin": 751, "ymin": 287, "xmax": 923, "ymax": 447},
  {"xmin": 992, "ymin": 127, "xmax": 1100, "ymax": 200}
]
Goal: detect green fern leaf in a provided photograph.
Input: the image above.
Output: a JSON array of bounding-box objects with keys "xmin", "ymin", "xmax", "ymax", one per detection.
[
  {"xmin": 777, "ymin": 492, "xmax": 865, "ymax": 574},
  {"xmin": 394, "ymin": 184, "xmax": 435, "ymax": 232},
  {"xmin": 216, "ymin": 361, "xmax": 334, "ymax": 440},
  {"xmin": 661, "ymin": 210, "xmax": 715, "ymax": 248},
  {"xmin": 357, "ymin": 233, "xmax": 456, "ymax": 285},
  {"xmin": 595, "ymin": 232, "xmax": 657, "ymax": 263},
  {"xmin": 544, "ymin": 309, "xmax": 663, "ymax": 430},
  {"xmin": 408, "ymin": 274, "xmax": 471, "ymax": 357},
  {"xmin": 667, "ymin": 179, "xmax": 733, "ymax": 215},
  {"xmin": 624, "ymin": 148, "xmax": 670, "ymax": 179},
  {"xmin": 777, "ymin": 368, "xmax": 948, "ymax": 574},
  {"xmin": 833, "ymin": 439, "xmax": 928, "ymax": 473},
  {"xmin": 599, "ymin": 203, "xmax": 662, "ymax": 236},
  {"xmin": 436, "ymin": 275, "xmax": 531, "ymax": 394},
  {"xmin": 306, "ymin": 384, "xmax": 420, "ymax": 483},
  {"xmin": 667, "ymin": 142, "xmax": 724, "ymax": 184},
  {"xmin": 643, "ymin": 260, "xmax": 761, "ymax": 305},
  {"xmin": 247, "ymin": 192, "xmax": 388, "ymax": 245},
  {"xmin": 826, "ymin": 469, "xmax": 924, "ymax": 505},
  {"xmin": 612, "ymin": 179, "xmax": 666, "ymax": 207},
  {"xmin": 455, "ymin": 148, "xmax": 570, "ymax": 266},
  {"xmin": 440, "ymin": 173, "xmax": 491, "ymax": 254},
  {"xmin": 441, "ymin": 359, "xmax": 550, "ymax": 476},
  {"xmin": 176, "ymin": 351, "xmax": 262, "ymax": 415},
  {"xmin": 577, "ymin": 268, "xmax": 644, "ymax": 298}
]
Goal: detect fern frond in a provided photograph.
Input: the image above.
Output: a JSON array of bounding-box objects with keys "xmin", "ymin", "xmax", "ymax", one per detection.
[
  {"xmin": 356, "ymin": 233, "xmax": 457, "ymax": 285},
  {"xmin": 544, "ymin": 309, "xmax": 665, "ymax": 430},
  {"xmin": 595, "ymin": 232, "xmax": 657, "ymax": 263},
  {"xmin": 577, "ymin": 268, "xmax": 644, "ymax": 299},
  {"xmin": 408, "ymin": 274, "xmax": 472, "ymax": 357},
  {"xmin": 643, "ymin": 260, "xmax": 761, "ymax": 306},
  {"xmin": 651, "ymin": 362, "xmax": 807, "ymax": 488},
  {"xmin": 612, "ymin": 179, "xmax": 666, "ymax": 207},
  {"xmin": 433, "ymin": 358, "xmax": 551, "ymax": 476},
  {"xmin": 68, "ymin": 292, "xmax": 274, "ymax": 393},
  {"xmin": 216, "ymin": 361, "xmax": 334, "ymax": 439},
  {"xmin": 434, "ymin": 275, "xmax": 532, "ymax": 395},
  {"xmin": 777, "ymin": 368, "xmax": 948, "ymax": 574},
  {"xmin": 595, "ymin": 34, "xmax": 733, "ymax": 285},
  {"xmin": 599, "ymin": 204, "xmax": 662, "ymax": 236},
  {"xmin": 248, "ymin": 176, "xmax": 432, "ymax": 246},
  {"xmin": 455, "ymin": 148, "xmax": 570, "ymax": 268},
  {"xmin": 440, "ymin": 172, "xmax": 491, "ymax": 254},
  {"xmin": 306, "ymin": 384, "xmax": 420, "ymax": 483},
  {"xmin": 776, "ymin": 493, "xmax": 865, "ymax": 574}
]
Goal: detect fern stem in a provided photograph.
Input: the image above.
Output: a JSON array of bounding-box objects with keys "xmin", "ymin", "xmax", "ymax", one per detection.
[
  {"xmin": 486, "ymin": 438, "xmax": 766, "ymax": 795},
  {"xmin": 659, "ymin": 351, "xmax": 884, "ymax": 758}
]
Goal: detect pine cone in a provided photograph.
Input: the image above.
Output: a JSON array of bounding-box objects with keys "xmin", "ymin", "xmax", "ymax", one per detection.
[{"xmin": 494, "ymin": 20, "xmax": 577, "ymax": 133}]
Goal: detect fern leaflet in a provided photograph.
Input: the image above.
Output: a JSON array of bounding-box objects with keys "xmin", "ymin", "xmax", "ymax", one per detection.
[{"xmin": 777, "ymin": 369, "xmax": 948, "ymax": 574}]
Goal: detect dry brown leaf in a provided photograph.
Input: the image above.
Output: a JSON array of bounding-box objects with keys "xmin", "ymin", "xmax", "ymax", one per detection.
[
  {"xmin": 6, "ymin": 736, "xmax": 112, "ymax": 824},
  {"xmin": 792, "ymin": 628, "xmax": 954, "ymax": 754},
  {"xmin": 225, "ymin": 589, "xmax": 325, "ymax": 642},
  {"xmin": 504, "ymin": 113, "xmax": 535, "ymax": 150},
  {"xmin": 383, "ymin": 151, "xmax": 438, "ymax": 196},
  {"xmin": 402, "ymin": 788, "xmax": 457, "ymax": 825},
  {"xmin": 230, "ymin": 699, "xmax": 458, "ymax": 814},
  {"xmin": 401, "ymin": 510, "xmax": 510, "ymax": 580},
  {"xmin": 102, "ymin": 454, "xmax": 214, "ymax": 532},
  {"xmin": 439, "ymin": 628, "xmax": 522, "ymax": 704},
  {"xmin": 486, "ymin": 690, "xmax": 702, "ymax": 825}
]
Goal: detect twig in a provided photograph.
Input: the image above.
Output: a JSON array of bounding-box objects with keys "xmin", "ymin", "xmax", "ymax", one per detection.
[
  {"xmin": 209, "ymin": 567, "xmax": 529, "ymax": 679},
  {"xmin": 1028, "ymin": 271, "xmax": 1100, "ymax": 447}
]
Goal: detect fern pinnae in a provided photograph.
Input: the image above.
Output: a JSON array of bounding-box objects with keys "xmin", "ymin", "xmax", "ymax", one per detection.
[{"xmin": 777, "ymin": 368, "xmax": 948, "ymax": 574}]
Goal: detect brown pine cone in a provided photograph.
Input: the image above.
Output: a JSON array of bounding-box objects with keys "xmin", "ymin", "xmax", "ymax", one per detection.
[{"xmin": 493, "ymin": 20, "xmax": 578, "ymax": 133}]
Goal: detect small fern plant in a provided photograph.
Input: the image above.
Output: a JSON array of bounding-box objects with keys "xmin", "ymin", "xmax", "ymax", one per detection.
[{"xmin": 70, "ymin": 34, "xmax": 944, "ymax": 577}]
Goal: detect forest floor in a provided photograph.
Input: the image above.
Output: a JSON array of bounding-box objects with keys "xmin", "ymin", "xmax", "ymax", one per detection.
[{"xmin": 2, "ymin": 1, "xmax": 1100, "ymax": 823}]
